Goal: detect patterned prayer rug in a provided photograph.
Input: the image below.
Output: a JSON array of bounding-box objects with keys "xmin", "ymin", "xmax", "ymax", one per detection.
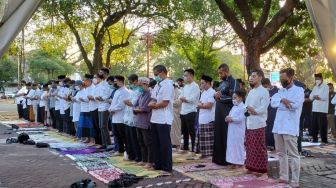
[
  {"xmin": 88, "ymin": 168, "xmax": 123, "ymax": 183},
  {"xmin": 173, "ymin": 162, "xmax": 226, "ymax": 173},
  {"xmin": 59, "ymin": 147, "xmax": 97, "ymax": 155},
  {"xmin": 77, "ymin": 159, "xmax": 114, "ymax": 172},
  {"xmin": 210, "ymin": 174, "xmax": 288, "ymax": 188}
]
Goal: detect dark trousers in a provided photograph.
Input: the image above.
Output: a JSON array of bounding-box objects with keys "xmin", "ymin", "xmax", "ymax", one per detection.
[
  {"xmin": 61, "ymin": 108, "xmax": 70, "ymax": 134},
  {"xmin": 55, "ymin": 110, "xmax": 62, "ymax": 132},
  {"xmin": 312, "ymin": 112, "xmax": 328, "ymax": 143},
  {"xmin": 113, "ymin": 123, "xmax": 126, "ymax": 154},
  {"xmin": 23, "ymin": 107, "xmax": 28, "ymax": 120},
  {"xmin": 298, "ymin": 113, "xmax": 304, "ymax": 153},
  {"xmin": 39, "ymin": 106, "xmax": 45, "ymax": 124},
  {"xmin": 91, "ymin": 109, "xmax": 102, "ymax": 145},
  {"xmin": 180, "ymin": 112, "xmax": 197, "ymax": 152},
  {"xmin": 125, "ymin": 126, "xmax": 142, "ymax": 161},
  {"xmin": 151, "ymin": 123, "xmax": 172, "ymax": 172},
  {"xmin": 136, "ymin": 128, "xmax": 153, "ymax": 163},
  {"xmin": 98, "ymin": 111, "xmax": 111, "ymax": 146},
  {"xmin": 17, "ymin": 104, "xmax": 24, "ymax": 118},
  {"xmin": 49, "ymin": 108, "xmax": 57, "ymax": 129},
  {"xmin": 37, "ymin": 105, "xmax": 42, "ymax": 123},
  {"xmin": 111, "ymin": 119, "xmax": 119, "ymax": 152}
]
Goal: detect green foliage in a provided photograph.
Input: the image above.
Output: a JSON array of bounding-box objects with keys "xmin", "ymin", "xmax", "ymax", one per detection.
[
  {"xmin": 28, "ymin": 50, "xmax": 74, "ymax": 82},
  {"xmin": 0, "ymin": 57, "xmax": 18, "ymax": 82}
]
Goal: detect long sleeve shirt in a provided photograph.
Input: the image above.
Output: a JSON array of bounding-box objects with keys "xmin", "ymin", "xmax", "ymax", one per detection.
[
  {"xmin": 86, "ymin": 84, "xmax": 98, "ymax": 111},
  {"xmin": 78, "ymin": 89, "xmax": 90, "ymax": 113},
  {"xmin": 95, "ymin": 81, "xmax": 112, "ymax": 112},
  {"xmin": 228, "ymin": 102, "xmax": 246, "ymax": 128},
  {"xmin": 179, "ymin": 81, "xmax": 200, "ymax": 115},
  {"xmin": 271, "ymin": 85, "xmax": 304, "ymax": 136},
  {"xmin": 245, "ymin": 85, "xmax": 270, "ymax": 130},
  {"xmin": 134, "ymin": 90, "xmax": 152, "ymax": 129},
  {"xmin": 109, "ymin": 86, "xmax": 129, "ymax": 124},
  {"xmin": 309, "ymin": 82, "xmax": 329, "ymax": 113},
  {"xmin": 15, "ymin": 86, "xmax": 27, "ymax": 104}
]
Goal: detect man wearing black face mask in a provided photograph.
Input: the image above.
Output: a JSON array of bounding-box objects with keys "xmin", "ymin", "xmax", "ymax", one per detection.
[
  {"xmin": 212, "ymin": 63, "xmax": 239, "ymax": 166},
  {"xmin": 271, "ymin": 68, "xmax": 304, "ymax": 187}
]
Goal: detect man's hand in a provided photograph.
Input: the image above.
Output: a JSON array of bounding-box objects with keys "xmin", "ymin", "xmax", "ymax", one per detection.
[
  {"xmin": 180, "ymin": 97, "xmax": 188, "ymax": 103},
  {"xmin": 246, "ymin": 106, "xmax": 257, "ymax": 115},
  {"xmin": 313, "ymin": 95, "xmax": 321, "ymax": 100},
  {"xmin": 148, "ymin": 101, "xmax": 157, "ymax": 109},
  {"xmin": 225, "ymin": 116, "xmax": 233, "ymax": 123},
  {"xmin": 214, "ymin": 91, "xmax": 222, "ymax": 100},
  {"xmin": 124, "ymin": 100, "xmax": 132, "ymax": 107},
  {"xmin": 133, "ymin": 108, "xmax": 142, "ymax": 113},
  {"xmin": 197, "ymin": 102, "xmax": 203, "ymax": 109},
  {"xmin": 88, "ymin": 95, "xmax": 95, "ymax": 101},
  {"xmin": 281, "ymin": 98, "xmax": 292, "ymax": 109}
]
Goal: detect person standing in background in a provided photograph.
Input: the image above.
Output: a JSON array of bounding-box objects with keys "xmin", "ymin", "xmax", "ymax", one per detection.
[
  {"xmin": 262, "ymin": 78, "xmax": 279, "ymax": 150},
  {"xmin": 15, "ymin": 80, "xmax": 28, "ymax": 119},
  {"xmin": 309, "ymin": 73, "xmax": 329, "ymax": 144},
  {"xmin": 327, "ymin": 83, "xmax": 335, "ymax": 138}
]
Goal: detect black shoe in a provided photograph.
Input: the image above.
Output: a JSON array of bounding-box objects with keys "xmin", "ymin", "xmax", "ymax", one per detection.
[{"xmin": 98, "ymin": 145, "xmax": 107, "ymax": 150}]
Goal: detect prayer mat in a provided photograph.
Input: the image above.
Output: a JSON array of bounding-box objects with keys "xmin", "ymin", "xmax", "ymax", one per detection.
[
  {"xmin": 88, "ymin": 168, "xmax": 123, "ymax": 184},
  {"xmin": 302, "ymin": 142, "xmax": 321, "ymax": 147},
  {"xmin": 15, "ymin": 122, "xmax": 43, "ymax": 128},
  {"xmin": 106, "ymin": 157, "xmax": 160, "ymax": 178},
  {"xmin": 49, "ymin": 143, "xmax": 87, "ymax": 149},
  {"xmin": 59, "ymin": 147, "xmax": 97, "ymax": 155},
  {"xmin": 172, "ymin": 153, "xmax": 207, "ymax": 164},
  {"xmin": 77, "ymin": 159, "xmax": 114, "ymax": 172},
  {"xmin": 185, "ymin": 168, "xmax": 246, "ymax": 182},
  {"xmin": 68, "ymin": 152, "xmax": 112, "ymax": 161},
  {"xmin": 210, "ymin": 174, "xmax": 288, "ymax": 188},
  {"xmin": 17, "ymin": 127, "xmax": 48, "ymax": 131},
  {"xmin": 304, "ymin": 145, "xmax": 336, "ymax": 155},
  {"xmin": 0, "ymin": 120, "xmax": 27, "ymax": 125},
  {"xmin": 173, "ymin": 162, "xmax": 226, "ymax": 173}
]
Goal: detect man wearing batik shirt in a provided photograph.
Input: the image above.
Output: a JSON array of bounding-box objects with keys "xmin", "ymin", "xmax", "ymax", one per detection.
[
  {"xmin": 148, "ymin": 65, "xmax": 174, "ymax": 174},
  {"xmin": 245, "ymin": 69, "xmax": 270, "ymax": 178},
  {"xmin": 197, "ymin": 75, "xmax": 216, "ymax": 158}
]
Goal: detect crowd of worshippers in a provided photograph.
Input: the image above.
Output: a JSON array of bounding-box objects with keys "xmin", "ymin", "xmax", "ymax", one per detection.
[{"xmin": 14, "ymin": 63, "xmax": 332, "ymax": 187}]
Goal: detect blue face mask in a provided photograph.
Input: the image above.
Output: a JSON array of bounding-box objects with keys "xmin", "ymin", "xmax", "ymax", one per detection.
[
  {"xmin": 154, "ymin": 76, "xmax": 162, "ymax": 83},
  {"xmin": 138, "ymin": 87, "xmax": 145, "ymax": 93}
]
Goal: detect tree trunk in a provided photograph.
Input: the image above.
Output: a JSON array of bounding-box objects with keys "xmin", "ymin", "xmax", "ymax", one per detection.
[
  {"xmin": 91, "ymin": 41, "xmax": 104, "ymax": 74},
  {"xmin": 245, "ymin": 41, "xmax": 261, "ymax": 75}
]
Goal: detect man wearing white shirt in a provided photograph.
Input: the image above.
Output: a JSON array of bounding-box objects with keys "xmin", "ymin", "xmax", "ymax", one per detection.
[
  {"xmin": 148, "ymin": 65, "xmax": 174, "ymax": 173},
  {"xmin": 54, "ymin": 75, "xmax": 66, "ymax": 132},
  {"xmin": 87, "ymin": 74, "xmax": 101, "ymax": 145},
  {"xmin": 197, "ymin": 75, "xmax": 216, "ymax": 158},
  {"xmin": 15, "ymin": 80, "xmax": 28, "ymax": 119},
  {"xmin": 60, "ymin": 78, "xmax": 72, "ymax": 134},
  {"xmin": 95, "ymin": 74, "xmax": 113, "ymax": 149},
  {"xmin": 309, "ymin": 73, "xmax": 329, "ymax": 143},
  {"xmin": 245, "ymin": 69, "xmax": 270, "ymax": 177},
  {"xmin": 24, "ymin": 83, "xmax": 38, "ymax": 122},
  {"xmin": 271, "ymin": 68, "xmax": 304, "ymax": 188},
  {"xmin": 109, "ymin": 75, "xmax": 129, "ymax": 155},
  {"xmin": 179, "ymin": 69, "xmax": 200, "ymax": 154}
]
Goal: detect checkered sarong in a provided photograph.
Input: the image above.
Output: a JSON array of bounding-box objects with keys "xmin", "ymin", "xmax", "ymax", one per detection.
[{"xmin": 198, "ymin": 122, "xmax": 214, "ymax": 157}]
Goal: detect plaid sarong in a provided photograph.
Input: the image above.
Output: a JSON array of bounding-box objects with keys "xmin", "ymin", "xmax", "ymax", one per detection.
[
  {"xmin": 197, "ymin": 122, "xmax": 214, "ymax": 157},
  {"xmin": 245, "ymin": 127, "xmax": 267, "ymax": 173}
]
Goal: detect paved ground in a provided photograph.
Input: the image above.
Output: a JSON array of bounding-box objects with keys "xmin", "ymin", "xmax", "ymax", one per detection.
[{"xmin": 1, "ymin": 99, "xmax": 336, "ymax": 188}]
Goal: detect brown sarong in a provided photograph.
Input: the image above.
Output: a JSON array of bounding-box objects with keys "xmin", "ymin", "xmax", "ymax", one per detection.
[{"xmin": 28, "ymin": 105, "xmax": 35, "ymax": 122}]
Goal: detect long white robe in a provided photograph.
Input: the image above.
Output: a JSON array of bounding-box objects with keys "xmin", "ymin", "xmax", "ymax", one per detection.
[{"xmin": 226, "ymin": 102, "xmax": 246, "ymax": 165}]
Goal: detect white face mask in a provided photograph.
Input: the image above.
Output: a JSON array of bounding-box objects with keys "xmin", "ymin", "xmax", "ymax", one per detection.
[
  {"xmin": 315, "ymin": 80, "xmax": 321, "ymax": 85},
  {"xmin": 232, "ymin": 99, "xmax": 239, "ymax": 106},
  {"xmin": 75, "ymin": 86, "xmax": 80, "ymax": 90},
  {"xmin": 93, "ymin": 78, "xmax": 98, "ymax": 85}
]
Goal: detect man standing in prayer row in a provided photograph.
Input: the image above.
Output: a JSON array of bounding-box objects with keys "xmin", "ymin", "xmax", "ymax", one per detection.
[
  {"xmin": 262, "ymin": 78, "xmax": 279, "ymax": 150},
  {"xmin": 309, "ymin": 73, "xmax": 329, "ymax": 143},
  {"xmin": 245, "ymin": 69, "xmax": 269, "ymax": 177},
  {"xmin": 212, "ymin": 63, "xmax": 239, "ymax": 166},
  {"xmin": 271, "ymin": 68, "xmax": 304, "ymax": 188},
  {"xmin": 197, "ymin": 75, "xmax": 216, "ymax": 158},
  {"xmin": 179, "ymin": 69, "xmax": 200, "ymax": 155},
  {"xmin": 148, "ymin": 65, "xmax": 174, "ymax": 173}
]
